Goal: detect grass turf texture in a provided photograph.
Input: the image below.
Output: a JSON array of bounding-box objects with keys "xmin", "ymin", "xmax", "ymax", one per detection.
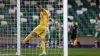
[
  {"xmin": 69, "ymin": 48, "xmax": 100, "ymax": 56},
  {"xmin": 0, "ymin": 48, "xmax": 63, "ymax": 56}
]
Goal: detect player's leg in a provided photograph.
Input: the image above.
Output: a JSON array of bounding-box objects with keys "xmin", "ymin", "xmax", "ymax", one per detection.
[
  {"xmin": 70, "ymin": 35, "xmax": 75, "ymax": 47},
  {"xmin": 93, "ymin": 32, "xmax": 98, "ymax": 48},
  {"xmin": 77, "ymin": 41, "xmax": 82, "ymax": 48},
  {"xmin": 23, "ymin": 25, "xmax": 40, "ymax": 43},
  {"xmin": 93, "ymin": 38, "xmax": 98, "ymax": 48},
  {"xmin": 97, "ymin": 32, "xmax": 100, "ymax": 47},
  {"xmin": 73, "ymin": 34, "xmax": 77, "ymax": 46},
  {"xmin": 40, "ymin": 32, "xmax": 46, "ymax": 56},
  {"xmin": 23, "ymin": 31, "xmax": 37, "ymax": 43},
  {"xmin": 98, "ymin": 38, "xmax": 100, "ymax": 47},
  {"xmin": 70, "ymin": 39, "xmax": 75, "ymax": 48},
  {"xmin": 73, "ymin": 38, "xmax": 77, "ymax": 46},
  {"xmin": 97, "ymin": 40, "xmax": 99, "ymax": 47},
  {"xmin": 73, "ymin": 38, "xmax": 82, "ymax": 48},
  {"xmin": 75, "ymin": 34, "xmax": 82, "ymax": 48},
  {"xmin": 70, "ymin": 33, "xmax": 78, "ymax": 47}
]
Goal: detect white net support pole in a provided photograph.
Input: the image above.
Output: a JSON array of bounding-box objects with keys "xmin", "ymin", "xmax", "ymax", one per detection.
[
  {"xmin": 17, "ymin": 0, "xmax": 21, "ymax": 55},
  {"xmin": 63, "ymin": 0, "xmax": 68, "ymax": 56}
]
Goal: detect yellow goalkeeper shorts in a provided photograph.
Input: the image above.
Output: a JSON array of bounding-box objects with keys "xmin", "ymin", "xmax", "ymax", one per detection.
[{"xmin": 33, "ymin": 25, "xmax": 46, "ymax": 38}]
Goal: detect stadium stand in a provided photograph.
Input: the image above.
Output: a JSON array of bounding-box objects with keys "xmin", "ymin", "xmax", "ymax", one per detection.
[
  {"xmin": 68, "ymin": 0, "xmax": 100, "ymax": 36},
  {"xmin": 0, "ymin": 0, "xmax": 63, "ymax": 38},
  {"xmin": 0, "ymin": 0, "xmax": 99, "ymax": 36}
]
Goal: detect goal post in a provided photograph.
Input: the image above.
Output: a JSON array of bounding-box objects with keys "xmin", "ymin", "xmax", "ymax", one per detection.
[
  {"xmin": 0, "ymin": 0, "xmax": 21, "ymax": 56},
  {"xmin": 17, "ymin": 0, "xmax": 21, "ymax": 55},
  {"xmin": 63, "ymin": 0, "xmax": 68, "ymax": 56}
]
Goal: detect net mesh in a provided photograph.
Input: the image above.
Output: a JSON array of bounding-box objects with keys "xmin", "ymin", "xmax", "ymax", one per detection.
[
  {"xmin": 0, "ymin": 0, "xmax": 17, "ymax": 55},
  {"xmin": 21, "ymin": 0, "xmax": 63, "ymax": 56},
  {"xmin": 0, "ymin": 0, "xmax": 63, "ymax": 56}
]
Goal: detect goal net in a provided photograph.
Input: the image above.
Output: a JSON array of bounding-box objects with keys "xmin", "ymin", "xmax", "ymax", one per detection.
[
  {"xmin": 0, "ymin": 0, "xmax": 20, "ymax": 56},
  {"xmin": 0, "ymin": 0, "xmax": 64, "ymax": 56},
  {"xmin": 21, "ymin": 0, "xmax": 63, "ymax": 56}
]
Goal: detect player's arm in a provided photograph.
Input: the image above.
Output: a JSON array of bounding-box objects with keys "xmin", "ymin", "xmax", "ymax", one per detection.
[
  {"xmin": 75, "ymin": 23, "xmax": 78, "ymax": 29},
  {"xmin": 95, "ymin": 26, "xmax": 100, "ymax": 29}
]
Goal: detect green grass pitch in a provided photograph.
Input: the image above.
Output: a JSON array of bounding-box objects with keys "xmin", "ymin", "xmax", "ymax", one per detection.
[
  {"xmin": 0, "ymin": 48, "xmax": 63, "ymax": 56},
  {"xmin": 69, "ymin": 48, "xmax": 100, "ymax": 56},
  {"xmin": 2, "ymin": 48, "xmax": 100, "ymax": 56}
]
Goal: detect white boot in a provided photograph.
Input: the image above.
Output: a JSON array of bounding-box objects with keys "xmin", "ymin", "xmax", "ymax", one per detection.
[{"xmin": 40, "ymin": 52, "xmax": 46, "ymax": 56}]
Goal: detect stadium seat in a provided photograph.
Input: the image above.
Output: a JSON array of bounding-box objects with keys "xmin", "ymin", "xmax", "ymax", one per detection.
[
  {"xmin": 76, "ymin": 10, "xmax": 83, "ymax": 15},
  {"xmin": 32, "ymin": 15, "xmax": 39, "ymax": 20},
  {"xmin": 9, "ymin": 8, "xmax": 16, "ymax": 14},
  {"xmin": 90, "ymin": 19, "xmax": 96, "ymax": 24},
  {"xmin": 68, "ymin": 16, "xmax": 74, "ymax": 20},
  {"xmin": 21, "ymin": 18, "xmax": 27, "ymax": 23},
  {"xmin": 10, "ymin": 0, "xmax": 16, "ymax": 5},
  {"xmin": 1, "ymin": 21, "xmax": 8, "ymax": 25},
  {"xmin": 90, "ymin": 2, "xmax": 96, "ymax": 6},
  {"xmin": 68, "ymin": 5, "xmax": 72, "ymax": 8},
  {"xmin": 31, "ymin": 1, "xmax": 37, "ymax": 6},
  {"xmin": 20, "ymin": 12, "xmax": 23, "ymax": 17},
  {"xmin": 56, "ymin": 10, "xmax": 63, "ymax": 14},
  {"xmin": 47, "ymin": 4, "xmax": 53, "ymax": 8},
  {"xmin": 81, "ymin": 8, "xmax": 87, "ymax": 12},
  {"xmin": 48, "ymin": 0, "xmax": 56, "ymax": 3},
  {"xmin": 0, "ymin": 15, "xmax": 4, "ymax": 19},
  {"xmin": 0, "ymin": 4, "xmax": 5, "ymax": 8},
  {"xmin": 24, "ymin": 1, "xmax": 30, "ymax": 6}
]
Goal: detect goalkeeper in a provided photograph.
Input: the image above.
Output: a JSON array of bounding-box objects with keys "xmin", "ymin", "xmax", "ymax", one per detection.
[{"xmin": 23, "ymin": 3, "xmax": 49, "ymax": 56}]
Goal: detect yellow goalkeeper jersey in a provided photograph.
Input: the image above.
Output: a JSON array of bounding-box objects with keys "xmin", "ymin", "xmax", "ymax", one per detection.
[{"xmin": 40, "ymin": 8, "xmax": 49, "ymax": 27}]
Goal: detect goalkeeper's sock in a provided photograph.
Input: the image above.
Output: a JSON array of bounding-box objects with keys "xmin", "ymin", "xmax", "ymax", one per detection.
[
  {"xmin": 23, "ymin": 34, "xmax": 33, "ymax": 43},
  {"xmin": 41, "ymin": 41, "xmax": 46, "ymax": 52}
]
